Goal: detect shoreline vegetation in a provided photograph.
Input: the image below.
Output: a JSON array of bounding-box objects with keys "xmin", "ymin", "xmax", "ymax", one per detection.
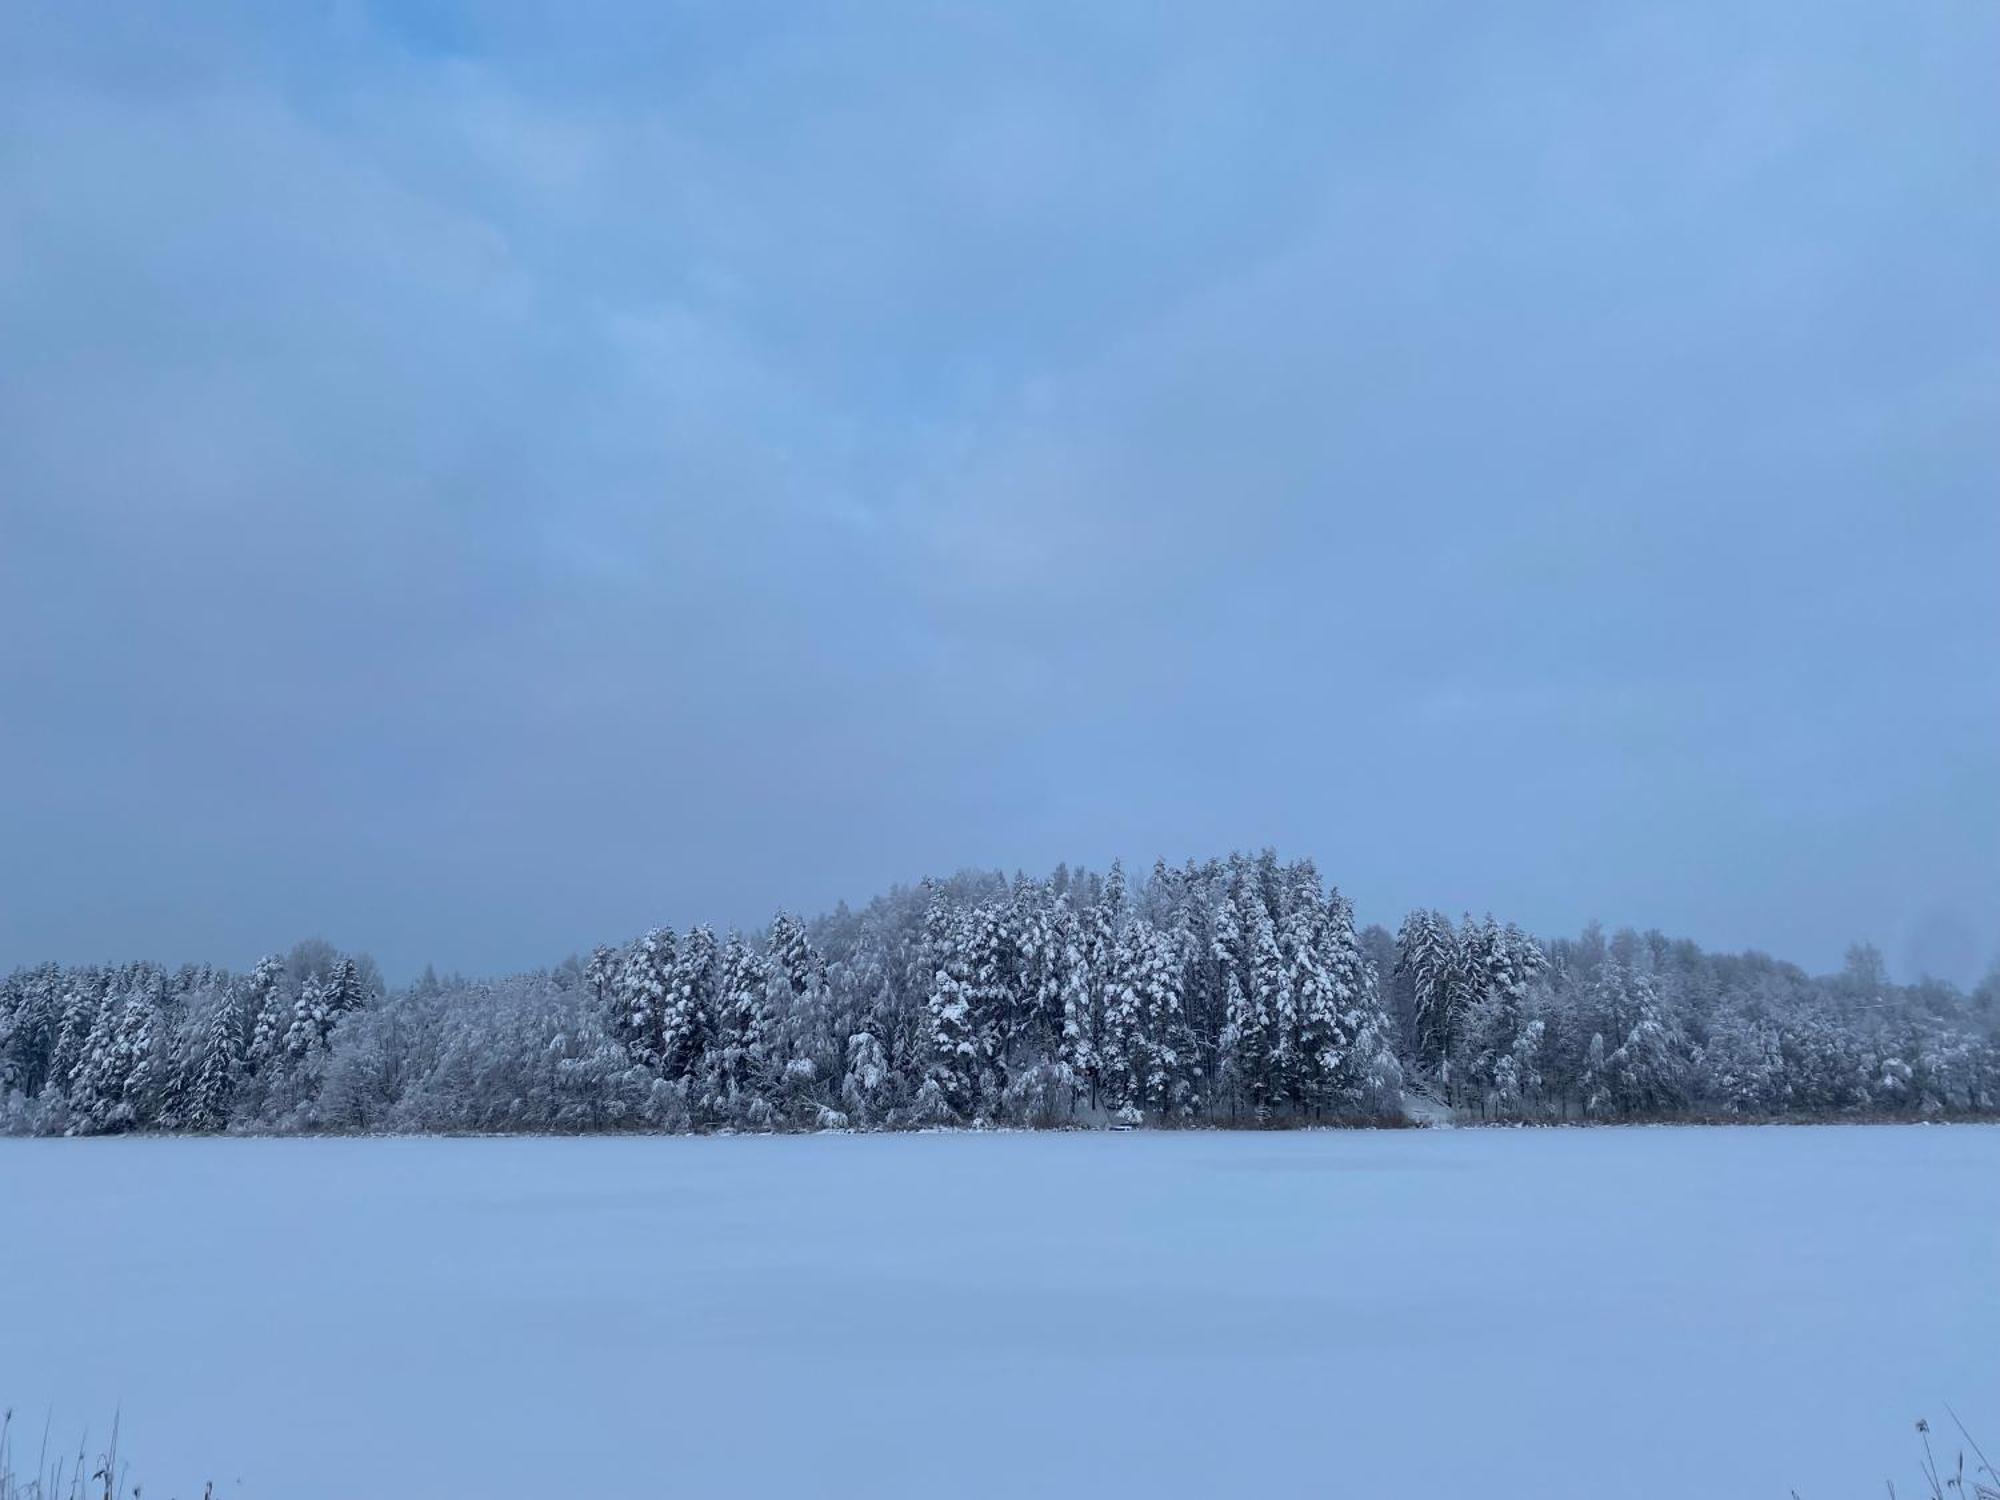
[
  {"xmin": 5, "ymin": 1406, "xmax": 1991, "ymax": 1500},
  {"xmin": 4, "ymin": 851, "xmax": 1995, "ymax": 1138},
  {"xmin": 8, "ymin": 1113, "xmax": 1999, "ymax": 1143}
]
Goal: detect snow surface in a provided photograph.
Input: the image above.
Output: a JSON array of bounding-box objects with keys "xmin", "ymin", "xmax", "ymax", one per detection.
[{"xmin": 3, "ymin": 1125, "xmax": 1995, "ymax": 1498}]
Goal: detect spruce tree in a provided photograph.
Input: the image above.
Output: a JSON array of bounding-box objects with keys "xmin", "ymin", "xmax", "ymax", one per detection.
[
  {"xmin": 1099, "ymin": 929, "xmax": 1145, "ymax": 1118},
  {"xmin": 840, "ymin": 1029, "xmax": 892, "ymax": 1126},
  {"xmin": 613, "ymin": 928, "xmax": 676, "ymax": 1069},
  {"xmin": 661, "ymin": 924, "xmax": 718, "ymax": 1087},
  {"xmin": 1599, "ymin": 962, "xmax": 1685, "ymax": 1116},
  {"xmin": 1136, "ymin": 921, "xmax": 1199, "ymax": 1118},
  {"xmin": 283, "ymin": 974, "xmax": 334, "ymax": 1062},
  {"xmin": 244, "ymin": 955, "xmax": 287, "ymax": 1076},
  {"xmin": 711, "ymin": 934, "xmax": 776, "ymax": 1117},
  {"xmin": 1397, "ymin": 910, "xmax": 1463, "ymax": 1090},
  {"xmin": 47, "ymin": 978, "xmax": 102, "ymax": 1103},
  {"xmin": 1248, "ymin": 909, "xmax": 1289, "ymax": 1114},
  {"xmin": 323, "ymin": 957, "xmax": 367, "ymax": 1025},
  {"xmin": 187, "ymin": 994, "xmax": 243, "ymax": 1132},
  {"xmin": 1320, "ymin": 888, "xmax": 1401, "ymax": 1115},
  {"xmin": 923, "ymin": 898, "xmax": 980, "ymax": 1119},
  {"xmin": 1073, "ymin": 872, "xmax": 1123, "ymax": 1108},
  {"xmin": 119, "ymin": 996, "xmax": 162, "ymax": 1127}
]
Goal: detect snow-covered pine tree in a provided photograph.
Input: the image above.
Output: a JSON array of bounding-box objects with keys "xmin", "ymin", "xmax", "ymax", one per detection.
[
  {"xmin": 1102, "ymin": 918, "xmax": 1198, "ymax": 1121},
  {"xmin": 1211, "ymin": 878, "xmax": 1251, "ymax": 1116},
  {"xmin": 766, "ymin": 911, "xmax": 814, "ymax": 983},
  {"xmin": 1167, "ymin": 901, "xmax": 1216, "ymax": 1104},
  {"xmin": 1007, "ymin": 881, "xmax": 1057, "ymax": 1073},
  {"xmin": 1580, "ymin": 1029, "xmax": 1610, "ymax": 1117},
  {"xmin": 0, "ymin": 976, "xmax": 18, "ymax": 1101},
  {"xmin": 1457, "ymin": 916, "xmax": 1549, "ymax": 1116},
  {"xmin": 0, "ymin": 964, "xmax": 60, "ymax": 1100},
  {"xmin": 1280, "ymin": 869, "xmax": 1353, "ymax": 1115},
  {"xmin": 1211, "ymin": 874, "xmax": 1267, "ymax": 1119},
  {"xmin": 1704, "ymin": 1014, "xmax": 1781, "ymax": 1116},
  {"xmin": 1099, "ymin": 928, "xmax": 1145, "ymax": 1119},
  {"xmin": 1596, "ymin": 961, "xmax": 1685, "ymax": 1117},
  {"xmin": 710, "ymin": 934, "xmax": 776, "ymax": 1118},
  {"xmin": 47, "ymin": 977, "xmax": 102, "ymax": 1104},
  {"xmin": 1397, "ymin": 909, "xmax": 1463, "ymax": 1093},
  {"xmin": 66, "ymin": 991, "xmax": 153, "ymax": 1134},
  {"xmin": 766, "ymin": 912, "xmax": 831, "ymax": 1121},
  {"xmin": 1320, "ymin": 888, "xmax": 1402, "ymax": 1116},
  {"xmin": 1448, "ymin": 916, "xmax": 1504, "ymax": 1120},
  {"xmin": 1246, "ymin": 906, "xmax": 1289, "ymax": 1116},
  {"xmin": 834, "ymin": 917, "xmax": 921, "ymax": 1123},
  {"xmin": 964, "ymin": 900, "xmax": 1023, "ymax": 1112},
  {"xmin": 1140, "ymin": 920, "xmax": 1199, "ymax": 1118},
  {"xmin": 584, "ymin": 945, "xmax": 618, "ymax": 1010},
  {"xmin": 1046, "ymin": 894, "xmax": 1092, "ymax": 1105},
  {"xmin": 62, "ymin": 996, "xmax": 116, "ymax": 1133},
  {"xmin": 118, "ymin": 994, "xmax": 164, "ymax": 1127},
  {"xmin": 840, "ymin": 1029, "xmax": 892, "ymax": 1126},
  {"xmin": 244, "ymin": 954, "xmax": 287, "ymax": 1076},
  {"xmin": 923, "ymin": 896, "xmax": 980, "ymax": 1120},
  {"xmin": 324, "ymin": 957, "xmax": 368, "ymax": 1026},
  {"xmin": 661, "ymin": 924, "xmax": 718, "ymax": 1088},
  {"xmin": 612, "ymin": 927, "xmax": 676, "ymax": 1070},
  {"xmin": 1071, "ymin": 872, "xmax": 1125, "ymax": 1109},
  {"xmin": 154, "ymin": 1003, "xmax": 198, "ymax": 1129},
  {"xmin": 1000, "ymin": 893, "xmax": 1084, "ymax": 1126},
  {"xmin": 186, "ymin": 992, "xmax": 243, "ymax": 1132},
  {"xmin": 767, "ymin": 911, "xmax": 826, "ymax": 1019},
  {"xmin": 285, "ymin": 971, "xmax": 340, "ymax": 1063}
]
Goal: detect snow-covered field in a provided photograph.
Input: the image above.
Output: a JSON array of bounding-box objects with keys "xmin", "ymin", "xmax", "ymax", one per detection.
[{"xmin": 3, "ymin": 1126, "xmax": 1995, "ymax": 1499}]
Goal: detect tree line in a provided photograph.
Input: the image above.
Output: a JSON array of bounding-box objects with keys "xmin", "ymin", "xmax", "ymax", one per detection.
[{"xmin": 2, "ymin": 851, "xmax": 1995, "ymax": 1135}]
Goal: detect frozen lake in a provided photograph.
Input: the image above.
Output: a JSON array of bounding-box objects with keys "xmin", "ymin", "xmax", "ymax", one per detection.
[{"xmin": 3, "ymin": 1125, "xmax": 1995, "ymax": 1498}]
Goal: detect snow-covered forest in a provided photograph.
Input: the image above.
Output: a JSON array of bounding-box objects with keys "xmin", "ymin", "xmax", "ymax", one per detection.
[{"xmin": 4, "ymin": 852, "xmax": 1996, "ymax": 1136}]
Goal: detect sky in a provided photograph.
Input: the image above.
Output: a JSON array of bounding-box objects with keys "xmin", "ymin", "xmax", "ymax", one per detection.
[{"xmin": 2, "ymin": 2, "xmax": 1995, "ymax": 986}]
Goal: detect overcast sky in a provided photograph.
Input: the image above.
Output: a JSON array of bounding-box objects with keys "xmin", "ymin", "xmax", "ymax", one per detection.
[{"xmin": 2, "ymin": 1, "xmax": 1995, "ymax": 985}]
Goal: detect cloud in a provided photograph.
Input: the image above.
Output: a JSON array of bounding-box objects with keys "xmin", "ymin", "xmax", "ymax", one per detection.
[{"xmin": 1, "ymin": 0, "xmax": 1994, "ymax": 981}]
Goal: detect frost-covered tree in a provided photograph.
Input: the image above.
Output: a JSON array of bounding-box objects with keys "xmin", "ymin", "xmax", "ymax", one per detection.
[
  {"xmin": 0, "ymin": 965, "xmax": 61, "ymax": 1100},
  {"xmin": 711, "ymin": 934, "xmax": 777, "ymax": 1120},
  {"xmin": 1592, "ymin": 962, "xmax": 1685, "ymax": 1117},
  {"xmin": 1100, "ymin": 919, "xmax": 1196, "ymax": 1121},
  {"xmin": 765, "ymin": 911, "xmax": 835, "ymax": 1120},
  {"xmin": 66, "ymin": 991, "xmax": 161, "ymax": 1135},
  {"xmin": 661, "ymin": 925, "xmax": 718, "ymax": 1088},
  {"xmin": 47, "ymin": 978, "xmax": 102, "ymax": 1103},
  {"xmin": 923, "ymin": 897, "xmax": 981, "ymax": 1120},
  {"xmin": 283, "ymin": 975, "xmax": 334, "ymax": 1062},
  {"xmin": 185, "ymin": 993, "xmax": 243, "ymax": 1132},
  {"xmin": 323, "ymin": 957, "xmax": 368, "ymax": 1027},
  {"xmin": 1097, "ymin": 923, "xmax": 1140, "ymax": 1117},
  {"xmin": 1320, "ymin": 890, "xmax": 1403, "ymax": 1116},
  {"xmin": 244, "ymin": 955, "xmax": 287, "ymax": 1076},
  {"xmin": 1039, "ymin": 895, "xmax": 1089, "ymax": 1100},
  {"xmin": 1278, "ymin": 871, "xmax": 1345, "ymax": 1113},
  {"xmin": 584, "ymin": 946, "xmax": 618, "ymax": 1011},
  {"xmin": 1069, "ymin": 864, "xmax": 1126, "ymax": 1109},
  {"xmin": 841, "ymin": 1030, "xmax": 893, "ymax": 1126},
  {"xmin": 119, "ymin": 994, "xmax": 165, "ymax": 1125},
  {"xmin": 612, "ymin": 927, "xmax": 676, "ymax": 1069},
  {"xmin": 1461, "ymin": 919, "xmax": 1549, "ymax": 1117},
  {"xmin": 1397, "ymin": 909, "xmax": 1464, "ymax": 1093},
  {"xmin": 1214, "ymin": 877, "xmax": 1276, "ymax": 1119},
  {"xmin": 1246, "ymin": 908, "xmax": 1290, "ymax": 1109}
]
